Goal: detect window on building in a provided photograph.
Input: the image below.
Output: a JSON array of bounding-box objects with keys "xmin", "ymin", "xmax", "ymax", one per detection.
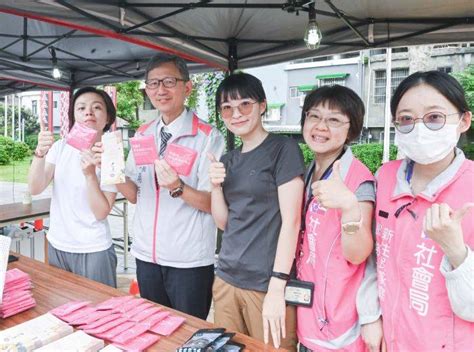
[
  {"xmin": 31, "ymin": 100, "xmax": 37, "ymax": 116},
  {"xmin": 289, "ymin": 87, "xmax": 305, "ymax": 99},
  {"xmin": 374, "ymin": 68, "xmax": 409, "ymax": 104},
  {"xmin": 53, "ymin": 101, "xmax": 58, "ymax": 108},
  {"xmin": 437, "ymin": 66, "xmax": 452, "ymax": 74},
  {"xmin": 264, "ymin": 104, "xmax": 284, "ymax": 122}
]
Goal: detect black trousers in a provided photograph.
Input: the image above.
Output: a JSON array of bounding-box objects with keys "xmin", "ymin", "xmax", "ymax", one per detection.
[{"xmin": 136, "ymin": 258, "xmax": 214, "ymax": 320}]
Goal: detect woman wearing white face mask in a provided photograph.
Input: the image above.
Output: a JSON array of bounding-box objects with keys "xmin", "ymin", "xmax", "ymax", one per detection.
[{"xmin": 373, "ymin": 71, "xmax": 474, "ymax": 351}]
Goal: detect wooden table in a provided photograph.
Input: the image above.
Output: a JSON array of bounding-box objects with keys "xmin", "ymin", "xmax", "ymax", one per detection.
[
  {"xmin": 0, "ymin": 197, "xmax": 130, "ymax": 268},
  {"xmin": 1, "ymin": 255, "xmax": 286, "ymax": 352}
]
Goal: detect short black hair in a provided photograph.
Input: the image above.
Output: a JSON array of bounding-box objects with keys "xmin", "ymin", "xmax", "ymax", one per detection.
[
  {"xmin": 391, "ymin": 70, "xmax": 469, "ymax": 119},
  {"xmin": 215, "ymin": 72, "xmax": 267, "ymax": 117},
  {"xmin": 145, "ymin": 53, "xmax": 190, "ymax": 81},
  {"xmin": 300, "ymin": 85, "xmax": 364, "ymax": 143},
  {"xmin": 69, "ymin": 87, "xmax": 116, "ymax": 132}
]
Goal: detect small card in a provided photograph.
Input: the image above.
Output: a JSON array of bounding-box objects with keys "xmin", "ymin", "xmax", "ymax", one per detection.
[
  {"xmin": 284, "ymin": 279, "xmax": 314, "ymax": 307},
  {"xmin": 164, "ymin": 143, "xmax": 198, "ymax": 176},
  {"xmin": 66, "ymin": 122, "xmax": 98, "ymax": 151},
  {"xmin": 129, "ymin": 135, "xmax": 158, "ymax": 165},
  {"xmin": 101, "ymin": 131, "xmax": 126, "ymax": 185},
  {"xmin": 149, "ymin": 315, "xmax": 185, "ymax": 336}
]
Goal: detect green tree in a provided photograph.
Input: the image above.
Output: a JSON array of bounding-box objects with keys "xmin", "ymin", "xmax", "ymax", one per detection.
[
  {"xmin": 453, "ymin": 65, "xmax": 474, "ymax": 123},
  {"xmin": 113, "ymin": 81, "xmax": 144, "ymax": 130}
]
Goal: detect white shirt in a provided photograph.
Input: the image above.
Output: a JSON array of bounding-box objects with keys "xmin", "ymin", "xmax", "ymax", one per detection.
[{"xmin": 46, "ymin": 140, "xmax": 116, "ymax": 253}]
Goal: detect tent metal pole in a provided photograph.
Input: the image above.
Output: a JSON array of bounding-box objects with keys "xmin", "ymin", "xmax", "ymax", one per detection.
[
  {"xmin": 11, "ymin": 94, "xmax": 15, "ymax": 140},
  {"xmin": 4, "ymin": 95, "xmax": 7, "ymax": 137},
  {"xmin": 382, "ymin": 48, "xmax": 392, "ymax": 163},
  {"xmin": 226, "ymin": 40, "xmax": 237, "ymax": 151}
]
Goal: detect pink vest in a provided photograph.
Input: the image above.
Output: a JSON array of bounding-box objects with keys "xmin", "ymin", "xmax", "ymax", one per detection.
[
  {"xmin": 375, "ymin": 159, "xmax": 474, "ymax": 351},
  {"xmin": 297, "ymin": 151, "xmax": 375, "ymax": 351}
]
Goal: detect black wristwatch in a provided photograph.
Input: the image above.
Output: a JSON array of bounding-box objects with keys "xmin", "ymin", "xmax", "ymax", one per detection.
[{"xmin": 169, "ymin": 178, "xmax": 185, "ymax": 198}]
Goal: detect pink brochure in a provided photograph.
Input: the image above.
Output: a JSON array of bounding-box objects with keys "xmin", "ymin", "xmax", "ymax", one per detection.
[
  {"xmin": 141, "ymin": 310, "xmax": 170, "ymax": 329},
  {"xmin": 50, "ymin": 301, "xmax": 91, "ymax": 318},
  {"xmin": 113, "ymin": 298, "xmax": 147, "ymax": 314},
  {"xmin": 110, "ymin": 323, "xmax": 149, "ymax": 344},
  {"xmin": 60, "ymin": 306, "xmax": 96, "ymax": 324},
  {"xmin": 1, "ymin": 300, "xmax": 36, "ymax": 318},
  {"xmin": 70, "ymin": 308, "xmax": 112, "ymax": 326},
  {"xmin": 95, "ymin": 295, "xmax": 134, "ymax": 311},
  {"xmin": 96, "ymin": 321, "xmax": 136, "ymax": 340},
  {"xmin": 164, "ymin": 143, "xmax": 198, "ymax": 176},
  {"xmin": 84, "ymin": 317, "xmax": 128, "ymax": 335},
  {"xmin": 149, "ymin": 315, "xmax": 186, "ymax": 336},
  {"xmin": 129, "ymin": 135, "xmax": 158, "ymax": 165},
  {"xmin": 77, "ymin": 312, "xmax": 121, "ymax": 330},
  {"xmin": 128, "ymin": 306, "xmax": 162, "ymax": 323},
  {"xmin": 3, "ymin": 281, "xmax": 32, "ymax": 294},
  {"xmin": 113, "ymin": 332, "xmax": 160, "ymax": 352},
  {"xmin": 66, "ymin": 122, "xmax": 98, "ymax": 151},
  {"xmin": 122, "ymin": 302, "xmax": 154, "ymax": 319}
]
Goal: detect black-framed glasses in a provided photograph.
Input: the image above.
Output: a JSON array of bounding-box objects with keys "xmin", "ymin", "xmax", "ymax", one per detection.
[
  {"xmin": 304, "ymin": 111, "xmax": 350, "ymax": 128},
  {"xmin": 394, "ymin": 111, "xmax": 462, "ymax": 134},
  {"xmin": 145, "ymin": 77, "xmax": 186, "ymax": 89},
  {"xmin": 220, "ymin": 101, "xmax": 258, "ymax": 119}
]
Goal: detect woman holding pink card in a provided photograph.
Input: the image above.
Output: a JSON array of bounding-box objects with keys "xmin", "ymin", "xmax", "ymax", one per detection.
[
  {"xmin": 209, "ymin": 73, "xmax": 305, "ymax": 351},
  {"xmin": 28, "ymin": 87, "xmax": 118, "ymax": 287}
]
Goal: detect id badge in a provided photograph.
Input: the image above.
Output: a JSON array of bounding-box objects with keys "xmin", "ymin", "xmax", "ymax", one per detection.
[{"xmin": 285, "ymin": 279, "xmax": 314, "ymax": 307}]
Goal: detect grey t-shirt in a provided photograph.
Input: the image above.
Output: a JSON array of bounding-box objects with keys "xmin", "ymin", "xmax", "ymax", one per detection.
[{"xmin": 216, "ymin": 134, "xmax": 305, "ymax": 292}]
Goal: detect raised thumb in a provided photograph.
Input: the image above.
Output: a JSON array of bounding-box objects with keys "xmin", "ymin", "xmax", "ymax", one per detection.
[
  {"xmin": 207, "ymin": 152, "xmax": 217, "ymax": 163},
  {"xmin": 330, "ymin": 160, "xmax": 343, "ymax": 181},
  {"xmin": 452, "ymin": 202, "xmax": 474, "ymax": 222}
]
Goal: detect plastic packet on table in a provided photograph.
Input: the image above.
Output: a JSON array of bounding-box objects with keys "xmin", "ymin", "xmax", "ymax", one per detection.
[
  {"xmin": 49, "ymin": 300, "xmax": 91, "ymax": 318},
  {"xmin": 95, "ymin": 296, "xmax": 134, "ymax": 311},
  {"xmin": 110, "ymin": 323, "xmax": 149, "ymax": 344},
  {"xmin": 127, "ymin": 305, "xmax": 162, "ymax": 323},
  {"xmin": 149, "ymin": 315, "xmax": 186, "ymax": 336},
  {"xmin": 60, "ymin": 305, "xmax": 97, "ymax": 324},
  {"xmin": 140, "ymin": 310, "xmax": 171, "ymax": 329},
  {"xmin": 122, "ymin": 302, "xmax": 154, "ymax": 319},
  {"xmin": 84, "ymin": 317, "xmax": 129, "ymax": 336},
  {"xmin": 78, "ymin": 313, "xmax": 122, "ymax": 331},
  {"xmin": 112, "ymin": 332, "xmax": 160, "ymax": 352}
]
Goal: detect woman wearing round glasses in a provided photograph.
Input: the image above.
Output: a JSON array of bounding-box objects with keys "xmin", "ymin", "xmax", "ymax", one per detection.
[
  {"xmin": 208, "ymin": 72, "xmax": 305, "ymax": 351},
  {"xmin": 374, "ymin": 70, "xmax": 473, "ymax": 351},
  {"xmin": 297, "ymin": 85, "xmax": 380, "ymax": 352}
]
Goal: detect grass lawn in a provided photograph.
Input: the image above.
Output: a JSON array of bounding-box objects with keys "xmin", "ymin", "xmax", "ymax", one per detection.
[{"xmin": 0, "ymin": 156, "xmax": 32, "ymax": 183}]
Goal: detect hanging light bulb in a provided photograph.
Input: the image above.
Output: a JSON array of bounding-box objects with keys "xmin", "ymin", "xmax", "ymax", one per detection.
[
  {"xmin": 48, "ymin": 47, "xmax": 62, "ymax": 80},
  {"xmin": 304, "ymin": 3, "xmax": 322, "ymax": 50}
]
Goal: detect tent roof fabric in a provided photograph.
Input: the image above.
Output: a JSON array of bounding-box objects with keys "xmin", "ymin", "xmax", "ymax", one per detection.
[
  {"xmin": 0, "ymin": 1, "xmax": 473, "ymax": 96},
  {"xmin": 316, "ymin": 73, "xmax": 349, "ymax": 79}
]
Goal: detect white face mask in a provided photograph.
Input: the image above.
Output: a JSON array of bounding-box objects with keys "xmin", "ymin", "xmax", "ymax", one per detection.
[{"xmin": 396, "ymin": 122, "xmax": 460, "ymax": 165}]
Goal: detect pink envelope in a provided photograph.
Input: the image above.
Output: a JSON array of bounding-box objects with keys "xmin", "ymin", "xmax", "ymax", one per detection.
[
  {"xmin": 78, "ymin": 313, "xmax": 122, "ymax": 330},
  {"xmin": 3, "ymin": 281, "xmax": 32, "ymax": 294},
  {"xmin": 96, "ymin": 321, "xmax": 136, "ymax": 340},
  {"xmin": 141, "ymin": 310, "xmax": 171, "ymax": 329},
  {"xmin": 113, "ymin": 298, "xmax": 148, "ymax": 314},
  {"xmin": 164, "ymin": 143, "xmax": 198, "ymax": 176},
  {"xmin": 60, "ymin": 306, "xmax": 96, "ymax": 324},
  {"xmin": 0, "ymin": 296, "xmax": 35, "ymax": 311},
  {"xmin": 128, "ymin": 306, "xmax": 162, "ymax": 323},
  {"xmin": 66, "ymin": 122, "xmax": 98, "ymax": 151},
  {"xmin": 1, "ymin": 300, "xmax": 36, "ymax": 318},
  {"xmin": 84, "ymin": 317, "xmax": 128, "ymax": 335},
  {"xmin": 50, "ymin": 301, "xmax": 91, "ymax": 318},
  {"xmin": 129, "ymin": 135, "xmax": 158, "ymax": 165},
  {"xmin": 110, "ymin": 323, "xmax": 149, "ymax": 344},
  {"xmin": 4, "ymin": 268, "xmax": 30, "ymax": 285},
  {"xmin": 149, "ymin": 315, "xmax": 186, "ymax": 336},
  {"xmin": 95, "ymin": 295, "xmax": 134, "ymax": 311},
  {"xmin": 70, "ymin": 308, "xmax": 112, "ymax": 326},
  {"xmin": 122, "ymin": 302, "xmax": 154, "ymax": 319},
  {"xmin": 112, "ymin": 332, "xmax": 160, "ymax": 352}
]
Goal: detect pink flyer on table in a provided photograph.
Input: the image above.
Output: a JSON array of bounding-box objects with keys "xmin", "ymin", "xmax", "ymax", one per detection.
[
  {"xmin": 50, "ymin": 301, "xmax": 91, "ymax": 318},
  {"xmin": 112, "ymin": 332, "xmax": 160, "ymax": 351},
  {"xmin": 164, "ymin": 143, "xmax": 198, "ymax": 176},
  {"xmin": 149, "ymin": 315, "xmax": 185, "ymax": 336},
  {"xmin": 66, "ymin": 122, "xmax": 98, "ymax": 151},
  {"xmin": 129, "ymin": 135, "xmax": 158, "ymax": 165},
  {"xmin": 95, "ymin": 295, "xmax": 134, "ymax": 311}
]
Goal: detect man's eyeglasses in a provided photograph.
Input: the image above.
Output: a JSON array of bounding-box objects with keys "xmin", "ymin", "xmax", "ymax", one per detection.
[
  {"xmin": 394, "ymin": 111, "xmax": 461, "ymax": 134},
  {"xmin": 305, "ymin": 111, "xmax": 350, "ymax": 128},
  {"xmin": 145, "ymin": 77, "xmax": 186, "ymax": 89},
  {"xmin": 220, "ymin": 101, "xmax": 258, "ymax": 119}
]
